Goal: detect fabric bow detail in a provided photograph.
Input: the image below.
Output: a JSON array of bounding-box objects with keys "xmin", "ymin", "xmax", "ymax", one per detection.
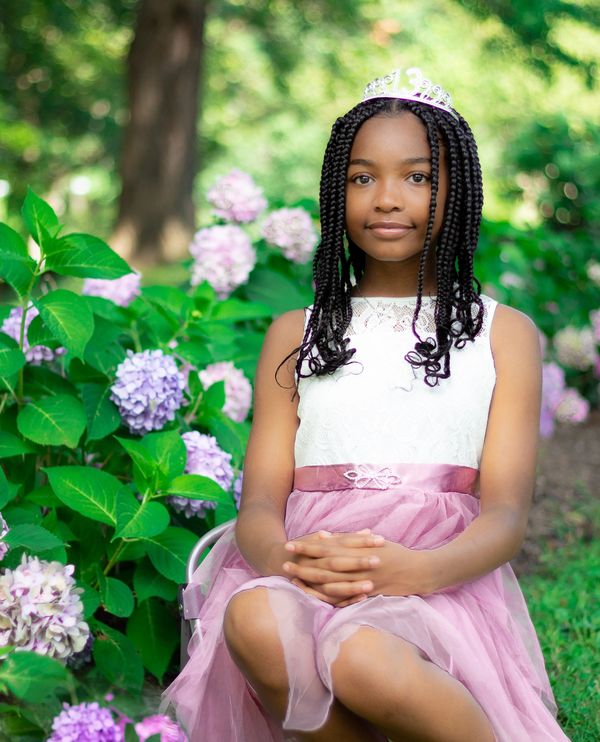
[{"xmin": 342, "ymin": 465, "xmax": 403, "ymax": 490}]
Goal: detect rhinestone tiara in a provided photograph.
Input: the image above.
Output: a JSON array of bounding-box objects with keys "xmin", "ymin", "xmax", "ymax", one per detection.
[{"xmin": 362, "ymin": 67, "xmax": 458, "ymax": 120}]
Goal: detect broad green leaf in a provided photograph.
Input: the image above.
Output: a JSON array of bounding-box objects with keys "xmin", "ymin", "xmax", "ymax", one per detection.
[
  {"xmin": 0, "ymin": 468, "xmax": 15, "ymax": 508},
  {"xmin": 24, "ymin": 365, "xmax": 76, "ymax": 397},
  {"xmin": 244, "ymin": 266, "xmax": 312, "ymax": 314},
  {"xmin": 174, "ymin": 339, "xmax": 213, "ymax": 367},
  {"xmin": 142, "ymin": 285, "xmax": 193, "ymax": 316},
  {"xmin": 133, "ymin": 559, "xmax": 178, "ymax": 603},
  {"xmin": 21, "ymin": 188, "xmax": 61, "ymax": 250},
  {"xmin": 17, "ymin": 395, "xmax": 86, "ymax": 448},
  {"xmin": 27, "ymin": 314, "xmax": 61, "ymax": 348},
  {"xmin": 99, "ymin": 574, "xmax": 135, "ymax": 618},
  {"xmin": 0, "ymin": 431, "xmax": 37, "ymax": 459},
  {"xmin": 83, "ymin": 315, "xmax": 126, "ymax": 375},
  {"xmin": 0, "ymin": 346, "xmax": 25, "ymax": 377},
  {"xmin": 203, "ymin": 380, "xmax": 225, "ymax": 411},
  {"xmin": 79, "ymin": 582, "xmax": 101, "ymax": 619},
  {"xmin": 3, "ymin": 523, "xmax": 63, "ymax": 552},
  {"xmin": 0, "ymin": 652, "xmax": 69, "ymax": 702},
  {"xmin": 81, "ymin": 383, "xmax": 121, "ymax": 441},
  {"xmin": 114, "ymin": 489, "xmax": 169, "ymax": 540},
  {"xmin": 201, "ymin": 408, "xmax": 248, "ymax": 465},
  {"xmin": 93, "ymin": 621, "xmax": 144, "ymax": 693},
  {"xmin": 0, "ymin": 224, "xmax": 37, "ymax": 297},
  {"xmin": 34, "ymin": 290, "xmax": 94, "ymax": 359},
  {"xmin": 115, "ymin": 436, "xmax": 157, "ymax": 481},
  {"xmin": 139, "ymin": 430, "xmax": 186, "ymax": 488},
  {"xmin": 144, "ymin": 527, "xmax": 199, "ymax": 583},
  {"xmin": 44, "ymin": 466, "xmax": 120, "ymax": 526},
  {"xmin": 210, "ymin": 298, "xmax": 273, "ymax": 321},
  {"xmin": 167, "ymin": 474, "xmax": 230, "ymax": 503},
  {"xmin": 25, "ymin": 484, "xmax": 61, "ymax": 509},
  {"xmin": 127, "ymin": 599, "xmax": 179, "ymax": 681},
  {"xmin": 44, "ymin": 233, "xmax": 132, "ymax": 278}
]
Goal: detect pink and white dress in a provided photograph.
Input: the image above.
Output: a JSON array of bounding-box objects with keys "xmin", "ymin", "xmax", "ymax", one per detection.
[{"xmin": 161, "ymin": 294, "xmax": 569, "ymax": 742}]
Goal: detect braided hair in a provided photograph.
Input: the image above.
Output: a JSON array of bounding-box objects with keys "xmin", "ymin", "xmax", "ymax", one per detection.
[{"xmin": 277, "ymin": 97, "xmax": 485, "ymax": 390}]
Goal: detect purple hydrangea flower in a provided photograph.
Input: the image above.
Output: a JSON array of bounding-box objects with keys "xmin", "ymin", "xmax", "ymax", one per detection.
[
  {"xmin": 48, "ymin": 702, "xmax": 123, "ymax": 742},
  {"xmin": 260, "ymin": 207, "xmax": 319, "ymax": 264},
  {"xmin": 189, "ymin": 225, "xmax": 257, "ymax": 299},
  {"xmin": 590, "ymin": 309, "xmax": 600, "ymax": 344},
  {"xmin": 135, "ymin": 714, "xmax": 188, "ymax": 742},
  {"xmin": 233, "ymin": 472, "xmax": 243, "ymax": 509},
  {"xmin": 110, "ymin": 349, "xmax": 186, "ymax": 434},
  {"xmin": 0, "ymin": 305, "xmax": 65, "ymax": 365},
  {"xmin": 206, "ymin": 169, "xmax": 267, "ymax": 224},
  {"xmin": 540, "ymin": 362, "xmax": 566, "ymax": 439},
  {"xmin": 199, "ymin": 361, "xmax": 252, "ymax": 422},
  {"xmin": 555, "ymin": 388, "xmax": 590, "ymax": 424},
  {"xmin": 0, "ymin": 513, "xmax": 9, "ymax": 561},
  {"xmin": 82, "ymin": 270, "xmax": 141, "ymax": 307},
  {"xmin": 553, "ymin": 326, "xmax": 597, "ymax": 370},
  {"xmin": 168, "ymin": 431, "xmax": 233, "ymax": 518},
  {"xmin": 0, "ymin": 555, "xmax": 90, "ymax": 659}
]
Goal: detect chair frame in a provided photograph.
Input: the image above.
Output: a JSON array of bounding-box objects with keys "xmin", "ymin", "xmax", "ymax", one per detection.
[{"xmin": 178, "ymin": 518, "xmax": 236, "ymax": 669}]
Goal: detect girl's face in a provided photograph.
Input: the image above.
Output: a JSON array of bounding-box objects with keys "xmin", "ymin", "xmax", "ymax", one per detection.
[{"xmin": 345, "ymin": 112, "xmax": 448, "ymax": 267}]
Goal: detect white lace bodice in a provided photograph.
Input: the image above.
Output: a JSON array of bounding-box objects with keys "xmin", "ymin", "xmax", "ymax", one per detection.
[{"xmin": 294, "ymin": 294, "xmax": 498, "ymax": 469}]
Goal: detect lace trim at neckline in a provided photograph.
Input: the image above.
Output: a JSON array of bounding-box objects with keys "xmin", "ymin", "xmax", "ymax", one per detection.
[{"xmin": 350, "ymin": 295, "xmax": 437, "ymax": 303}]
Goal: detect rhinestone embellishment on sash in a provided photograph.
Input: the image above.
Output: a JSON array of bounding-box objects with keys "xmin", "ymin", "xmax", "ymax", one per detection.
[{"xmin": 343, "ymin": 465, "xmax": 403, "ymax": 489}]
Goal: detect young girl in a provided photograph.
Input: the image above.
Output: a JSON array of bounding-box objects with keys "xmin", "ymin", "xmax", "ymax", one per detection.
[{"xmin": 162, "ymin": 67, "xmax": 570, "ymax": 742}]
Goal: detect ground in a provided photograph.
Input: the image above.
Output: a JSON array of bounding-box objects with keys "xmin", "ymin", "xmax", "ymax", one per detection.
[{"xmin": 511, "ymin": 411, "xmax": 600, "ymax": 577}]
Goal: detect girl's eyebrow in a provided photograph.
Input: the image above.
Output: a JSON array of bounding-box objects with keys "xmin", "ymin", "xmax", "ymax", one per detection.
[{"xmin": 348, "ymin": 157, "xmax": 431, "ymax": 166}]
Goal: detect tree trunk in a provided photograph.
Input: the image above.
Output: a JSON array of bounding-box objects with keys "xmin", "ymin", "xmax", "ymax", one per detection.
[{"xmin": 112, "ymin": 0, "xmax": 206, "ymax": 265}]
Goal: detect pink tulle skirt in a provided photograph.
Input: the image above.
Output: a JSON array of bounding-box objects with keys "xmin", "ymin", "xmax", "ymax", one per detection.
[{"xmin": 161, "ymin": 463, "xmax": 569, "ymax": 742}]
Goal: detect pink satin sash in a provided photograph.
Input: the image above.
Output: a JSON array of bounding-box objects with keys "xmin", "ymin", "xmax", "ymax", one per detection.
[{"xmin": 293, "ymin": 462, "xmax": 480, "ymax": 497}]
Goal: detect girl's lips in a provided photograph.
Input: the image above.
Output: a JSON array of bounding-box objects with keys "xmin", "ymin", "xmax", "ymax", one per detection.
[{"xmin": 367, "ymin": 225, "xmax": 414, "ymax": 238}]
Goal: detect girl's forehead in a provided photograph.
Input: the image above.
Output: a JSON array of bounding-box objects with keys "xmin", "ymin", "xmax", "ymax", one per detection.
[{"xmin": 349, "ymin": 114, "xmax": 438, "ymax": 160}]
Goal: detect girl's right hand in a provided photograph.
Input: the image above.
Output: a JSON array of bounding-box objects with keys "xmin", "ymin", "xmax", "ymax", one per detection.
[{"xmin": 285, "ymin": 529, "xmax": 382, "ymax": 607}]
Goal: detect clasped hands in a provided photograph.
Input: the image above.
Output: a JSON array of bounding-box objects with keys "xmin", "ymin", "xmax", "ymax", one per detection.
[{"xmin": 282, "ymin": 528, "xmax": 430, "ymax": 608}]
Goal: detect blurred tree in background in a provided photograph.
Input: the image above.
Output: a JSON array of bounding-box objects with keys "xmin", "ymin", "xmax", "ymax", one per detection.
[{"xmin": 0, "ymin": 0, "xmax": 598, "ymax": 263}]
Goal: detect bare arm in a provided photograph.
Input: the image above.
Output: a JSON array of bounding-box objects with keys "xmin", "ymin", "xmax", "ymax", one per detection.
[
  {"xmin": 422, "ymin": 304, "xmax": 543, "ymax": 592},
  {"xmin": 235, "ymin": 309, "xmax": 305, "ymax": 578}
]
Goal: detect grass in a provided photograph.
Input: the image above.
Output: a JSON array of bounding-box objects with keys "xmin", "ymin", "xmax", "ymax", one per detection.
[{"xmin": 520, "ymin": 537, "xmax": 600, "ymax": 741}]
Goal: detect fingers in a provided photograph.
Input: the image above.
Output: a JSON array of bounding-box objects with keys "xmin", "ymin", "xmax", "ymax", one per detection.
[
  {"xmin": 283, "ymin": 560, "xmax": 374, "ymax": 585},
  {"xmin": 284, "ymin": 535, "xmax": 384, "ymax": 559},
  {"xmin": 289, "ymin": 578, "xmax": 339, "ymax": 606}
]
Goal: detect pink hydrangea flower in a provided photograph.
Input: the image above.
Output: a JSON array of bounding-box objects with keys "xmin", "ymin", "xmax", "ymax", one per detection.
[
  {"xmin": 590, "ymin": 309, "xmax": 600, "ymax": 344},
  {"xmin": 586, "ymin": 261, "xmax": 600, "ymax": 287},
  {"xmin": 0, "ymin": 555, "xmax": 90, "ymax": 659},
  {"xmin": 261, "ymin": 207, "xmax": 319, "ymax": 264},
  {"xmin": 1, "ymin": 305, "xmax": 65, "ymax": 364},
  {"xmin": 206, "ymin": 169, "xmax": 267, "ymax": 224},
  {"xmin": 199, "ymin": 361, "xmax": 252, "ymax": 422},
  {"xmin": 555, "ymin": 388, "xmax": 590, "ymax": 424},
  {"xmin": 189, "ymin": 225, "xmax": 256, "ymax": 299},
  {"xmin": 0, "ymin": 513, "xmax": 9, "ymax": 561},
  {"xmin": 168, "ymin": 431, "xmax": 234, "ymax": 518},
  {"xmin": 553, "ymin": 326, "xmax": 597, "ymax": 370},
  {"xmin": 135, "ymin": 714, "xmax": 187, "ymax": 742},
  {"xmin": 82, "ymin": 270, "xmax": 141, "ymax": 307},
  {"xmin": 540, "ymin": 362, "xmax": 566, "ymax": 439}
]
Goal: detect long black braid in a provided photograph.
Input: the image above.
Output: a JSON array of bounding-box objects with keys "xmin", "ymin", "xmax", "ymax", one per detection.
[{"xmin": 276, "ymin": 97, "xmax": 484, "ymax": 390}]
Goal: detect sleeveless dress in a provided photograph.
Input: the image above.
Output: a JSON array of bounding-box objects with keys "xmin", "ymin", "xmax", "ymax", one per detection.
[{"xmin": 161, "ymin": 294, "xmax": 569, "ymax": 742}]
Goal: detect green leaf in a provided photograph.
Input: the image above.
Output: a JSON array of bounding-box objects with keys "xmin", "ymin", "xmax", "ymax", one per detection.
[
  {"xmin": 83, "ymin": 315, "xmax": 126, "ymax": 375},
  {"xmin": 34, "ymin": 289, "xmax": 94, "ymax": 359},
  {"xmin": 0, "ymin": 345, "xmax": 26, "ymax": 377},
  {"xmin": 203, "ymin": 379, "xmax": 225, "ymax": 411},
  {"xmin": 44, "ymin": 466, "xmax": 120, "ymax": 526},
  {"xmin": 114, "ymin": 490, "xmax": 170, "ymax": 540},
  {"xmin": 167, "ymin": 474, "xmax": 230, "ymax": 504},
  {"xmin": 127, "ymin": 599, "xmax": 179, "ymax": 681},
  {"xmin": 17, "ymin": 394, "xmax": 86, "ymax": 448},
  {"xmin": 0, "ymin": 468, "xmax": 18, "ymax": 509},
  {"xmin": 0, "ymin": 223, "xmax": 37, "ymax": 297},
  {"xmin": 44, "ymin": 233, "xmax": 132, "ymax": 278},
  {"xmin": 0, "ymin": 431, "xmax": 37, "ymax": 459},
  {"xmin": 21, "ymin": 188, "xmax": 61, "ymax": 250},
  {"xmin": 27, "ymin": 313, "xmax": 61, "ymax": 349},
  {"xmin": 81, "ymin": 383, "xmax": 121, "ymax": 441},
  {"xmin": 201, "ymin": 408, "xmax": 248, "ymax": 465},
  {"xmin": 0, "ymin": 651, "xmax": 69, "ymax": 702},
  {"xmin": 3, "ymin": 523, "xmax": 63, "ymax": 552},
  {"xmin": 133, "ymin": 430, "xmax": 186, "ymax": 489},
  {"xmin": 144, "ymin": 527, "xmax": 199, "ymax": 583},
  {"xmin": 93, "ymin": 622, "xmax": 144, "ymax": 693},
  {"xmin": 133, "ymin": 559, "xmax": 178, "ymax": 603},
  {"xmin": 115, "ymin": 436, "xmax": 157, "ymax": 481},
  {"xmin": 210, "ymin": 298, "xmax": 273, "ymax": 321},
  {"xmin": 99, "ymin": 574, "xmax": 135, "ymax": 618},
  {"xmin": 244, "ymin": 266, "xmax": 313, "ymax": 314},
  {"xmin": 24, "ymin": 365, "xmax": 77, "ymax": 397},
  {"xmin": 79, "ymin": 582, "xmax": 101, "ymax": 619}
]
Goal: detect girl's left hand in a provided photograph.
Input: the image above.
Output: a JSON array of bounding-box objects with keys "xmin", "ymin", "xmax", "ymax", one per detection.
[{"xmin": 283, "ymin": 535, "xmax": 433, "ymax": 605}]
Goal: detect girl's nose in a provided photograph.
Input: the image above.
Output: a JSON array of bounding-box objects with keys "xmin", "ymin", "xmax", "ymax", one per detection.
[{"xmin": 374, "ymin": 180, "xmax": 405, "ymax": 211}]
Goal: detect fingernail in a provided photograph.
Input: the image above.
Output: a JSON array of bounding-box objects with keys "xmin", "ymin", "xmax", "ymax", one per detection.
[
  {"xmin": 362, "ymin": 582, "xmax": 373, "ymax": 591},
  {"xmin": 372, "ymin": 535, "xmax": 385, "ymax": 545},
  {"xmin": 283, "ymin": 563, "xmax": 291, "ymax": 571},
  {"xmin": 284, "ymin": 543, "xmax": 295, "ymax": 551},
  {"xmin": 369, "ymin": 557, "xmax": 380, "ymax": 566}
]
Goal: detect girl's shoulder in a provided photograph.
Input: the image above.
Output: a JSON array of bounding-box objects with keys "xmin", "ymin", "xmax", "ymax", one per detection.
[{"xmin": 486, "ymin": 299, "xmax": 541, "ymax": 366}]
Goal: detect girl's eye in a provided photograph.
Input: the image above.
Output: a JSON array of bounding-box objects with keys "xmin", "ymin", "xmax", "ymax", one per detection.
[
  {"xmin": 350, "ymin": 174, "xmax": 372, "ymax": 185},
  {"xmin": 409, "ymin": 173, "xmax": 431, "ymax": 184}
]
